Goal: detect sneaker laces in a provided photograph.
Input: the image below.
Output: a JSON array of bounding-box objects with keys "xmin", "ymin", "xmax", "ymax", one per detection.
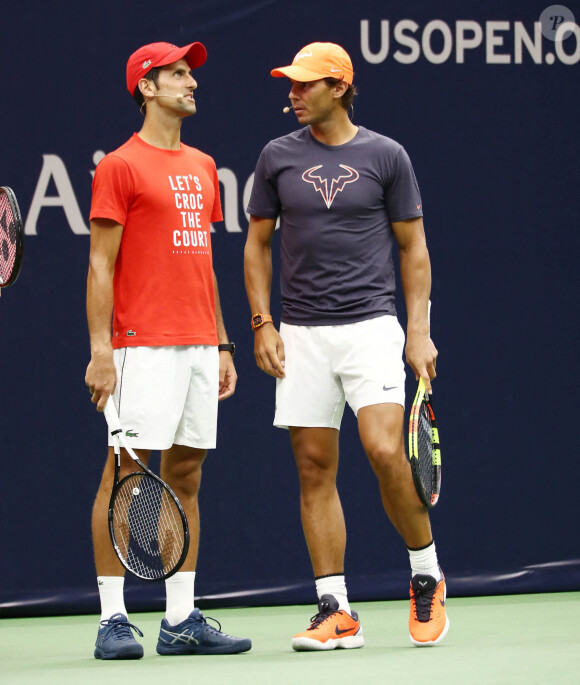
[
  {"xmin": 411, "ymin": 582, "xmax": 436, "ymax": 622},
  {"xmin": 99, "ymin": 617, "xmax": 144, "ymax": 640},
  {"xmin": 308, "ymin": 598, "xmax": 339, "ymax": 631},
  {"xmin": 194, "ymin": 612, "xmax": 223, "ymax": 634}
]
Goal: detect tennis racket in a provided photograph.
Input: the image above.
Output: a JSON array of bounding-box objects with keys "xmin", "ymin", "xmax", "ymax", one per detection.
[
  {"xmin": 0, "ymin": 186, "xmax": 24, "ymax": 290},
  {"xmin": 408, "ymin": 376, "xmax": 441, "ymax": 508},
  {"xmin": 103, "ymin": 399, "xmax": 190, "ymax": 581}
]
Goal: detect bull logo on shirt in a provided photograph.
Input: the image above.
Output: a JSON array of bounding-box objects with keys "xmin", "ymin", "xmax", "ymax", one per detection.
[{"xmin": 302, "ymin": 164, "xmax": 359, "ymax": 209}]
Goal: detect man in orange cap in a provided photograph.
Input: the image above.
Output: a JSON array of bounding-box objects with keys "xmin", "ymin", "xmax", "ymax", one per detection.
[
  {"xmin": 245, "ymin": 42, "xmax": 448, "ymax": 650},
  {"xmin": 86, "ymin": 41, "xmax": 250, "ymax": 660}
]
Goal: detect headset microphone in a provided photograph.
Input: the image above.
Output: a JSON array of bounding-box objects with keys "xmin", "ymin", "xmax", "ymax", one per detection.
[
  {"xmin": 153, "ymin": 93, "xmax": 185, "ymax": 99},
  {"xmin": 282, "ymin": 106, "xmax": 291, "ymax": 114}
]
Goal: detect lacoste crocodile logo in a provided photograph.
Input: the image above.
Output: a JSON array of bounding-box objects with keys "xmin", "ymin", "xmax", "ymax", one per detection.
[
  {"xmin": 125, "ymin": 429, "xmax": 139, "ymax": 438},
  {"xmin": 302, "ymin": 164, "xmax": 360, "ymax": 208}
]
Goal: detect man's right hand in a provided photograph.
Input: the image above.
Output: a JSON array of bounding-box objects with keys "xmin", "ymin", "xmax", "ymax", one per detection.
[
  {"xmin": 85, "ymin": 350, "xmax": 117, "ymax": 411},
  {"xmin": 254, "ymin": 324, "xmax": 286, "ymax": 378}
]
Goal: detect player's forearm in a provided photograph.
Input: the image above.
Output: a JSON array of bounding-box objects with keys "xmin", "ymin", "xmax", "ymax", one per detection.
[
  {"xmin": 244, "ymin": 241, "xmax": 273, "ymax": 315},
  {"xmin": 86, "ymin": 264, "xmax": 115, "ymax": 356},
  {"xmin": 399, "ymin": 242, "xmax": 432, "ymax": 336},
  {"xmin": 213, "ymin": 271, "xmax": 230, "ymax": 344}
]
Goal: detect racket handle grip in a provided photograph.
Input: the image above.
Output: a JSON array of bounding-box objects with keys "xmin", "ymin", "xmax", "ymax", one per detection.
[{"xmin": 103, "ymin": 398, "xmax": 122, "ymax": 434}]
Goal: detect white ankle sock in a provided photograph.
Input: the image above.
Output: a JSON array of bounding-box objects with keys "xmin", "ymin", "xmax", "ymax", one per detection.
[
  {"xmin": 97, "ymin": 576, "xmax": 127, "ymax": 622},
  {"xmin": 408, "ymin": 541, "xmax": 442, "ymax": 581},
  {"xmin": 165, "ymin": 571, "xmax": 196, "ymax": 626},
  {"xmin": 315, "ymin": 574, "xmax": 351, "ymax": 614}
]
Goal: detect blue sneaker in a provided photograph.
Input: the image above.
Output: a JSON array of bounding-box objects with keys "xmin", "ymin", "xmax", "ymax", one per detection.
[
  {"xmin": 94, "ymin": 613, "xmax": 144, "ymax": 660},
  {"xmin": 156, "ymin": 608, "xmax": 252, "ymax": 655}
]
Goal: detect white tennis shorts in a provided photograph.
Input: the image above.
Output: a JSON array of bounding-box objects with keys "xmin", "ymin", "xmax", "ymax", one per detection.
[
  {"xmin": 109, "ymin": 345, "xmax": 219, "ymax": 450},
  {"xmin": 274, "ymin": 315, "xmax": 406, "ymax": 430}
]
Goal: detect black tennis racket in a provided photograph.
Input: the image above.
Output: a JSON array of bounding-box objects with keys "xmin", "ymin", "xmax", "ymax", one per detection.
[
  {"xmin": 0, "ymin": 187, "xmax": 24, "ymax": 290},
  {"xmin": 103, "ymin": 400, "xmax": 190, "ymax": 581},
  {"xmin": 408, "ymin": 377, "xmax": 441, "ymax": 508}
]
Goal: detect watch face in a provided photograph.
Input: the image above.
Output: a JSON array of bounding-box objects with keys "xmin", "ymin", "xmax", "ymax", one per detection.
[{"xmin": 252, "ymin": 314, "xmax": 263, "ymax": 328}]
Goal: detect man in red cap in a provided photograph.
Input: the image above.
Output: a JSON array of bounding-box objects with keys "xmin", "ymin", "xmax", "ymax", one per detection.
[
  {"xmin": 245, "ymin": 42, "xmax": 448, "ymax": 650},
  {"xmin": 86, "ymin": 41, "xmax": 250, "ymax": 660}
]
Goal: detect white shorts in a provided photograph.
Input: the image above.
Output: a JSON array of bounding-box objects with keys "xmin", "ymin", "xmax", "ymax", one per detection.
[
  {"xmin": 109, "ymin": 345, "xmax": 219, "ymax": 450},
  {"xmin": 274, "ymin": 316, "xmax": 406, "ymax": 430}
]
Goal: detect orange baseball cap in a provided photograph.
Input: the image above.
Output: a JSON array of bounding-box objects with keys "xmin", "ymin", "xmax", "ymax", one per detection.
[
  {"xmin": 271, "ymin": 42, "xmax": 354, "ymax": 85},
  {"xmin": 126, "ymin": 41, "xmax": 207, "ymax": 95}
]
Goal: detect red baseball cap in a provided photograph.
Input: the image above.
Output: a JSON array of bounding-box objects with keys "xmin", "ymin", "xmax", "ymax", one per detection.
[
  {"xmin": 126, "ymin": 41, "xmax": 207, "ymax": 95},
  {"xmin": 271, "ymin": 42, "xmax": 354, "ymax": 85}
]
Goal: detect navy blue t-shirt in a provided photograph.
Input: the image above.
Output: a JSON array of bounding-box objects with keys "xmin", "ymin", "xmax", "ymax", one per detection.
[{"xmin": 247, "ymin": 126, "xmax": 423, "ymax": 325}]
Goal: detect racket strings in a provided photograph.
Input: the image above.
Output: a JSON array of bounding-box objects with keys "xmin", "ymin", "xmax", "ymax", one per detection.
[
  {"xmin": 112, "ymin": 473, "xmax": 185, "ymax": 580},
  {"xmin": 0, "ymin": 195, "xmax": 17, "ymax": 282},
  {"xmin": 417, "ymin": 406, "xmax": 436, "ymax": 501}
]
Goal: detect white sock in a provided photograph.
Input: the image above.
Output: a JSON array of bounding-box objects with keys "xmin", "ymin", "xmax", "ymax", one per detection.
[
  {"xmin": 408, "ymin": 541, "xmax": 442, "ymax": 581},
  {"xmin": 315, "ymin": 574, "xmax": 351, "ymax": 615},
  {"xmin": 97, "ymin": 576, "xmax": 127, "ymax": 622},
  {"xmin": 165, "ymin": 571, "xmax": 196, "ymax": 626}
]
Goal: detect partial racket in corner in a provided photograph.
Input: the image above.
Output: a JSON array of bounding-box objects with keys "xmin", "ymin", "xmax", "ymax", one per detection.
[{"xmin": 0, "ymin": 186, "xmax": 24, "ymax": 290}]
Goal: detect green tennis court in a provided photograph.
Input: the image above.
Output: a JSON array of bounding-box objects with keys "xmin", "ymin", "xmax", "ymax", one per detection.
[{"xmin": 2, "ymin": 592, "xmax": 579, "ymax": 684}]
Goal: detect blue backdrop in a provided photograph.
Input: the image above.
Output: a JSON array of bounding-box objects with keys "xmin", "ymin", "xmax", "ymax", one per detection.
[{"xmin": 1, "ymin": 0, "xmax": 579, "ymax": 616}]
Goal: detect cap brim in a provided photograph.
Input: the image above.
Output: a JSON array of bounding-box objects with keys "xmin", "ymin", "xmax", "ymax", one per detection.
[
  {"xmin": 183, "ymin": 42, "xmax": 207, "ymax": 69},
  {"xmin": 270, "ymin": 65, "xmax": 328, "ymax": 81},
  {"xmin": 162, "ymin": 42, "xmax": 207, "ymax": 70}
]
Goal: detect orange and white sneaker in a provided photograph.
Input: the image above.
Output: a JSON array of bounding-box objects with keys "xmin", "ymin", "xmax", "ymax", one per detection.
[
  {"xmin": 292, "ymin": 594, "xmax": 365, "ymax": 651},
  {"xmin": 409, "ymin": 571, "xmax": 449, "ymax": 646}
]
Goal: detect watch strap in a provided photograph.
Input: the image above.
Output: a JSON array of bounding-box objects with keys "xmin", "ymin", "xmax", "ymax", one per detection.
[
  {"xmin": 218, "ymin": 342, "xmax": 235, "ymax": 356},
  {"xmin": 251, "ymin": 313, "xmax": 273, "ymax": 330}
]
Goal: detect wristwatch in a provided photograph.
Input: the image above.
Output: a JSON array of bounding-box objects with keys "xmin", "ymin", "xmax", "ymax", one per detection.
[
  {"xmin": 218, "ymin": 342, "xmax": 235, "ymax": 357},
  {"xmin": 251, "ymin": 313, "xmax": 273, "ymax": 330}
]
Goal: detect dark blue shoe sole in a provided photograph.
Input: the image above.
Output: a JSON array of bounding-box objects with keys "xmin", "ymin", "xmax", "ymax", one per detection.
[
  {"xmin": 94, "ymin": 644, "xmax": 144, "ymax": 660},
  {"xmin": 156, "ymin": 639, "xmax": 252, "ymax": 655}
]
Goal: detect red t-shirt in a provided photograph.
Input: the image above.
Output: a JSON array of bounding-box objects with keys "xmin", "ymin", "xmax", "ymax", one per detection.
[{"xmin": 90, "ymin": 134, "xmax": 223, "ymax": 348}]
